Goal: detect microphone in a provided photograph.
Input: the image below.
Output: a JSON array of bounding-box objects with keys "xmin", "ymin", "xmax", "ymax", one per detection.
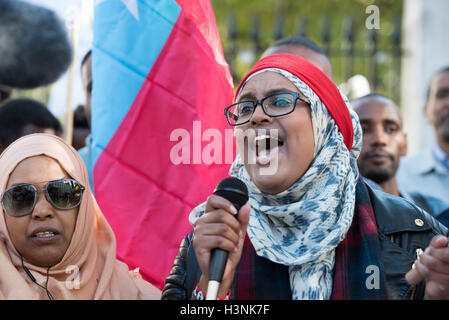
[
  {"xmin": 405, "ymin": 239, "xmax": 448, "ymax": 286},
  {"xmin": 0, "ymin": 0, "xmax": 73, "ymax": 89},
  {"xmin": 405, "ymin": 268, "xmax": 423, "ymax": 286},
  {"xmin": 206, "ymin": 177, "xmax": 248, "ymax": 300}
]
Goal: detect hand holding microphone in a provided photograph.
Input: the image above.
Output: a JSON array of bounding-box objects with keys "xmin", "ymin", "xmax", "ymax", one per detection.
[
  {"xmin": 405, "ymin": 235, "xmax": 449, "ymax": 299},
  {"xmin": 192, "ymin": 177, "xmax": 250, "ymax": 300}
]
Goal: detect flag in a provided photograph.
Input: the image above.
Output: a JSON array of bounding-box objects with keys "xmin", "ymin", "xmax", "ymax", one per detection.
[{"xmin": 92, "ymin": 0, "xmax": 234, "ymax": 289}]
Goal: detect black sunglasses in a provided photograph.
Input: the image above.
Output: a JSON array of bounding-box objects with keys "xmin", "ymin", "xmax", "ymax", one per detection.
[{"xmin": 1, "ymin": 178, "xmax": 85, "ymax": 217}]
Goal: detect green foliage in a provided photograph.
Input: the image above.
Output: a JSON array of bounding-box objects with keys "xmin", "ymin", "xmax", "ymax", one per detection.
[{"xmin": 211, "ymin": 0, "xmax": 403, "ymax": 102}]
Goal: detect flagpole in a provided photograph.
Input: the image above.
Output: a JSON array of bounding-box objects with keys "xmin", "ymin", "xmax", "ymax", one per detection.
[{"xmin": 64, "ymin": 16, "xmax": 78, "ymax": 146}]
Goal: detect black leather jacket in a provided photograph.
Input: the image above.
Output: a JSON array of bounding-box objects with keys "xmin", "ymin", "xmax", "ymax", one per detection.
[{"xmin": 162, "ymin": 181, "xmax": 449, "ymax": 300}]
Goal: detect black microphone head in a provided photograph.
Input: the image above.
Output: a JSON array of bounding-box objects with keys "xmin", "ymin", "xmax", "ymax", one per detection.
[
  {"xmin": 0, "ymin": 0, "xmax": 73, "ymax": 89},
  {"xmin": 213, "ymin": 177, "xmax": 248, "ymax": 211}
]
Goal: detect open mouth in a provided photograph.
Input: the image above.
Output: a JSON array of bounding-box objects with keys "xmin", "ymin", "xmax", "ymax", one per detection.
[
  {"xmin": 30, "ymin": 228, "xmax": 60, "ymax": 243},
  {"xmin": 254, "ymin": 134, "xmax": 284, "ymax": 165},
  {"xmin": 34, "ymin": 231, "xmax": 57, "ymax": 238},
  {"xmin": 255, "ymin": 135, "xmax": 283, "ymax": 154}
]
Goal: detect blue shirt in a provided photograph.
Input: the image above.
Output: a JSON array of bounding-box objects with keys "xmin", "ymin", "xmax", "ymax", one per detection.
[
  {"xmin": 397, "ymin": 144, "xmax": 449, "ymax": 204},
  {"xmin": 433, "ymin": 143, "xmax": 449, "ymax": 173},
  {"xmin": 400, "ymin": 189, "xmax": 449, "ymax": 218}
]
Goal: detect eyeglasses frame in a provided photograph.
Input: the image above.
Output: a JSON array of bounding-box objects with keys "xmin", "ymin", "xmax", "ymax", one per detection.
[{"xmin": 224, "ymin": 91, "xmax": 310, "ymax": 126}]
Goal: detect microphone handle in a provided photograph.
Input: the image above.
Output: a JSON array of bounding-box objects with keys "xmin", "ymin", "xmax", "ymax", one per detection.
[
  {"xmin": 405, "ymin": 240, "xmax": 448, "ymax": 286},
  {"xmin": 206, "ymin": 208, "xmax": 241, "ymax": 299},
  {"xmin": 405, "ymin": 268, "xmax": 424, "ymax": 286},
  {"xmin": 206, "ymin": 249, "xmax": 229, "ymax": 300},
  {"xmin": 205, "ymin": 177, "xmax": 249, "ymax": 300},
  {"xmin": 209, "ymin": 249, "xmax": 229, "ymax": 282}
]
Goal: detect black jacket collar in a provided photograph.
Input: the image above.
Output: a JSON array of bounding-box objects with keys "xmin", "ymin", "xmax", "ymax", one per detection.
[{"xmin": 362, "ymin": 178, "xmax": 435, "ymax": 235}]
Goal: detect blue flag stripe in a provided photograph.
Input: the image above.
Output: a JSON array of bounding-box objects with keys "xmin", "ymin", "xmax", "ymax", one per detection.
[{"xmin": 92, "ymin": 0, "xmax": 181, "ymax": 168}]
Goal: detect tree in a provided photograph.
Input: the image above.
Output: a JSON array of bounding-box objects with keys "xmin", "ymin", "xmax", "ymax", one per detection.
[{"xmin": 211, "ymin": 0, "xmax": 403, "ymax": 102}]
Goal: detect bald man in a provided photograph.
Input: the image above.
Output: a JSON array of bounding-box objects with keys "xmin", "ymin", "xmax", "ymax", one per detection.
[
  {"xmin": 353, "ymin": 94, "xmax": 407, "ymax": 196},
  {"xmin": 353, "ymin": 93, "xmax": 449, "ymax": 219},
  {"xmin": 261, "ymin": 36, "xmax": 333, "ymax": 79}
]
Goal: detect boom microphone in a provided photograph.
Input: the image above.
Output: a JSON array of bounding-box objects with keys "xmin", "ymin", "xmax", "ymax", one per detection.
[
  {"xmin": 206, "ymin": 177, "xmax": 248, "ymax": 300},
  {"xmin": 0, "ymin": 0, "xmax": 73, "ymax": 89}
]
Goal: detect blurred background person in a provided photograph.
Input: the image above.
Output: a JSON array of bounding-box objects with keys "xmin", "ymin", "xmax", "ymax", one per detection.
[
  {"xmin": 80, "ymin": 49, "xmax": 92, "ymax": 130},
  {"xmin": 353, "ymin": 93, "xmax": 449, "ymax": 220},
  {"xmin": 397, "ymin": 66, "xmax": 449, "ymax": 204},
  {"xmin": 77, "ymin": 49, "xmax": 93, "ymax": 190},
  {"xmin": 0, "ymin": 98, "xmax": 62, "ymax": 153},
  {"xmin": 261, "ymin": 36, "xmax": 333, "ymax": 79},
  {"xmin": 72, "ymin": 104, "xmax": 90, "ymax": 151}
]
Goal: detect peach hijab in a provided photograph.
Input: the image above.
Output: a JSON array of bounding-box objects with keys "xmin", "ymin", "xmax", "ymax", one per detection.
[{"xmin": 0, "ymin": 134, "xmax": 161, "ymax": 299}]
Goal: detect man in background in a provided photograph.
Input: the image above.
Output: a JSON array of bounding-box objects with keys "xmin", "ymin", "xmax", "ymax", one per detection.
[
  {"xmin": 72, "ymin": 104, "xmax": 90, "ymax": 150},
  {"xmin": 397, "ymin": 66, "xmax": 449, "ymax": 204},
  {"xmin": 0, "ymin": 98, "xmax": 62, "ymax": 153},
  {"xmin": 77, "ymin": 49, "xmax": 94, "ymax": 190},
  {"xmin": 261, "ymin": 36, "xmax": 333, "ymax": 79},
  {"xmin": 353, "ymin": 93, "xmax": 449, "ymax": 219}
]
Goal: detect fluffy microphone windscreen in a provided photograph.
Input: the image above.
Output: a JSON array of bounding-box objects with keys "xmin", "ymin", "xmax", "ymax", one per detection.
[{"xmin": 0, "ymin": 0, "xmax": 73, "ymax": 89}]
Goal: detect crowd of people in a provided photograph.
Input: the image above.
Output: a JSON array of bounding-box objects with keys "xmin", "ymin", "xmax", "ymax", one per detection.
[{"xmin": 1, "ymin": 0, "xmax": 449, "ymax": 300}]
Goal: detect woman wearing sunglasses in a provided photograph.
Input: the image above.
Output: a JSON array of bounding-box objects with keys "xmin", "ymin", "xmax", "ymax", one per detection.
[
  {"xmin": 0, "ymin": 134, "xmax": 160, "ymax": 299},
  {"xmin": 163, "ymin": 54, "xmax": 449, "ymax": 300}
]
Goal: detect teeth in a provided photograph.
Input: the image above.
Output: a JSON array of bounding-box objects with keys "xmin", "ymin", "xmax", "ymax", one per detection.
[
  {"xmin": 254, "ymin": 135, "xmax": 280, "ymax": 151},
  {"xmin": 255, "ymin": 135, "xmax": 271, "ymax": 141},
  {"xmin": 35, "ymin": 231, "xmax": 55, "ymax": 238}
]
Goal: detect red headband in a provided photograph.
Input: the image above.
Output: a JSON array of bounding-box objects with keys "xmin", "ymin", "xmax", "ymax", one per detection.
[{"xmin": 235, "ymin": 53, "xmax": 354, "ymax": 151}]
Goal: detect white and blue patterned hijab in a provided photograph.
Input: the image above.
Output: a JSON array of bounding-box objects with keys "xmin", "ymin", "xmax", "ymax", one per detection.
[{"xmin": 190, "ymin": 68, "xmax": 363, "ymax": 300}]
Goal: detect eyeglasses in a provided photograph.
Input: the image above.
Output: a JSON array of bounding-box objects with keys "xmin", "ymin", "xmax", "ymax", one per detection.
[
  {"xmin": 1, "ymin": 178, "xmax": 85, "ymax": 217},
  {"xmin": 224, "ymin": 91, "xmax": 309, "ymax": 126}
]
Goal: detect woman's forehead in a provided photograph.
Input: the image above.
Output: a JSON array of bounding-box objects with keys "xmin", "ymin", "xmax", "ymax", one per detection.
[
  {"xmin": 7, "ymin": 155, "xmax": 69, "ymax": 186},
  {"xmin": 16, "ymin": 155, "xmax": 58, "ymax": 167},
  {"xmin": 238, "ymin": 71, "xmax": 298, "ymax": 99}
]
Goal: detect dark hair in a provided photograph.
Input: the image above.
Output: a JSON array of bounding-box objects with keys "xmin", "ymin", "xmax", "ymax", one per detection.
[
  {"xmin": 81, "ymin": 49, "xmax": 92, "ymax": 70},
  {"xmin": 80, "ymin": 49, "xmax": 92, "ymax": 91},
  {"xmin": 73, "ymin": 104, "xmax": 89, "ymax": 128},
  {"xmin": 0, "ymin": 98, "xmax": 62, "ymax": 150},
  {"xmin": 351, "ymin": 93, "xmax": 396, "ymax": 109},
  {"xmin": 426, "ymin": 65, "xmax": 449, "ymax": 102},
  {"xmin": 352, "ymin": 92, "xmax": 390, "ymax": 102},
  {"xmin": 268, "ymin": 36, "xmax": 328, "ymax": 57},
  {"xmin": 0, "ymin": 86, "xmax": 11, "ymax": 101}
]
